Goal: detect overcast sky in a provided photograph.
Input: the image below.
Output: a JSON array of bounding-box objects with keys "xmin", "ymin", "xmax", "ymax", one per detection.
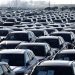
[{"xmin": 0, "ymin": 0, "xmax": 75, "ymax": 5}]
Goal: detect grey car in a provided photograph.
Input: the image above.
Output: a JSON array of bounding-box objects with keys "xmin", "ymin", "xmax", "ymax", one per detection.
[
  {"xmin": 30, "ymin": 60, "xmax": 75, "ymax": 75},
  {"xmin": 0, "ymin": 49, "xmax": 38, "ymax": 75}
]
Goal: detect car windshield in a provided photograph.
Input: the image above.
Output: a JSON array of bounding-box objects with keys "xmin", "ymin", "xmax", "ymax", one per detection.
[
  {"xmin": 17, "ymin": 45, "xmax": 46, "ymax": 56},
  {"xmin": 6, "ymin": 33, "xmax": 29, "ymax": 41},
  {"xmin": 54, "ymin": 53, "xmax": 75, "ymax": 61},
  {"xmin": 36, "ymin": 39, "xmax": 60, "ymax": 48},
  {"xmin": 0, "ymin": 54, "xmax": 24, "ymax": 66},
  {"xmin": 32, "ymin": 66, "xmax": 73, "ymax": 75}
]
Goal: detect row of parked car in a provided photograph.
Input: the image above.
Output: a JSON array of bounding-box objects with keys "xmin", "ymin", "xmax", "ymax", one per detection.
[{"xmin": 0, "ymin": 9, "xmax": 75, "ymax": 75}]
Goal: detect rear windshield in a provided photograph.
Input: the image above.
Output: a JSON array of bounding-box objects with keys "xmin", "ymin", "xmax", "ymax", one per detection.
[
  {"xmin": 6, "ymin": 33, "xmax": 29, "ymax": 42},
  {"xmin": 51, "ymin": 34, "xmax": 71, "ymax": 42},
  {"xmin": 17, "ymin": 45, "xmax": 46, "ymax": 56},
  {"xmin": 36, "ymin": 39, "xmax": 60, "ymax": 48},
  {"xmin": 32, "ymin": 31, "xmax": 44, "ymax": 37},
  {"xmin": 0, "ymin": 54, "xmax": 24, "ymax": 66},
  {"xmin": 54, "ymin": 53, "xmax": 75, "ymax": 61}
]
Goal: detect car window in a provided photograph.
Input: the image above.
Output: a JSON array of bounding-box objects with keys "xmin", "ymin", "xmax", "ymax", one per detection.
[
  {"xmin": 26, "ymin": 53, "xmax": 30, "ymax": 63},
  {"xmin": 27, "ymin": 52, "xmax": 32, "ymax": 60},
  {"xmin": 0, "ymin": 66, "xmax": 3, "ymax": 75},
  {"xmin": 71, "ymin": 32, "xmax": 75, "ymax": 40},
  {"xmin": 28, "ymin": 51, "xmax": 35, "ymax": 60},
  {"xmin": 54, "ymin": 54, "xmax": 75, "ymax": 61}
]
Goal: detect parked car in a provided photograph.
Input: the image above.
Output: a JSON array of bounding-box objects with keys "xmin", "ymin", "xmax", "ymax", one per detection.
[
  {"xmin": 16, "ymin": 42, "xmax": 52, "ymax": 61},
  {"xmin": 53, "ymin": 49, "xmax": 75, "ymax": 61},
  {"xmin": 30, "ymin": 60, "xmax": 75, "ymax": 75},
  {"xmin": 4, "ymin": 31, "xmax": 36, "ymax": 42},
  {"xmin": 0, "ymin": 49, "xmax": 38, "ymax": 75},
  {"xmin": 3, "ymin": 18, "xmax": 17, "ymax": 26},
  {"xmin": 51, "ymin": 31, "xmax": 75, "ymax": 44},
  {"xmin": 35, "ymin": 36, "xmax": 67, "ymax": 53},
  {"xmin": 51, "ymin": 31, "xmax": 75, "ymax": 48}
]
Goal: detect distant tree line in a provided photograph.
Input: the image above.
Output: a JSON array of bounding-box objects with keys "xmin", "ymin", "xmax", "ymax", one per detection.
[{"xmin": 45, "ymin": 6, "xmax": 75, "ymax": 11}]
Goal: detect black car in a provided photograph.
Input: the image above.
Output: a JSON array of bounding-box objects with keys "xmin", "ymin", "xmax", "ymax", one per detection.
[
  {"xmin": 16, "ymin": 42, "xmax": 52, "ymax": 61},
  {"xmin": 53, "ymin": 49, "xmax": 75, "ymax": 61},
  {"xmin": 31, "ymin": 60, "xmax": 75, "ymax": 75},
  {"xmin": 51, "ymin": 31, "xmax": 75, "ymax": 48},
  {"xmin": 35, "ymin": 36, "xmax": 67, "ymax": 52},
  {"xmin": 4, "ymin": 31, "xmax": 36, "ymax": 42}
]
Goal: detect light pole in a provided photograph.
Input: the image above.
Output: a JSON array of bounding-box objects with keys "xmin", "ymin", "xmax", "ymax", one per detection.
[{"xmin": 49, "ymin": 0, "xmax": 50, "ymax": 7}]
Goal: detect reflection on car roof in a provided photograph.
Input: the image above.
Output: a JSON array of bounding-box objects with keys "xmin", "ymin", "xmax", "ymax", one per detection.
[
  {"xmin": 0, "ymin": 49, "xmax": 30, "ymax": 54},
  {"xmin": 39, "ymin": 60, "xmax": 73, "ymax": 66}
]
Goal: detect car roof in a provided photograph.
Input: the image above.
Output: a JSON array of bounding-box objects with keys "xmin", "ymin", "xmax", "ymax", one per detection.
[
  {"xmin": 19, "ymin": 42, "xmax": 48, "ymax": 46},
  {"xmin": 38, "ymin": 36, "xmax": 61, "ymax": 39},
  {"xmin": 52, "ymin": 31, "xmax": 72, "ymax": 34},
  {"xmin": 0, "ymin": 41, "xmax": 22, "ymax": 44},
  {"xmin": 0, "ymin": 49, "xmax": 31, "ymax": 54},
  {"xmin": 39, "ymin": 60, "xmax": 73, "ymax": 67},
  {"xmin": 9, "ymin": 31, "xmax": 30, "ymax": 34},
  {"xmin": 60, "ymin": 49, "xmax": 75, "ymax": 54}
]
